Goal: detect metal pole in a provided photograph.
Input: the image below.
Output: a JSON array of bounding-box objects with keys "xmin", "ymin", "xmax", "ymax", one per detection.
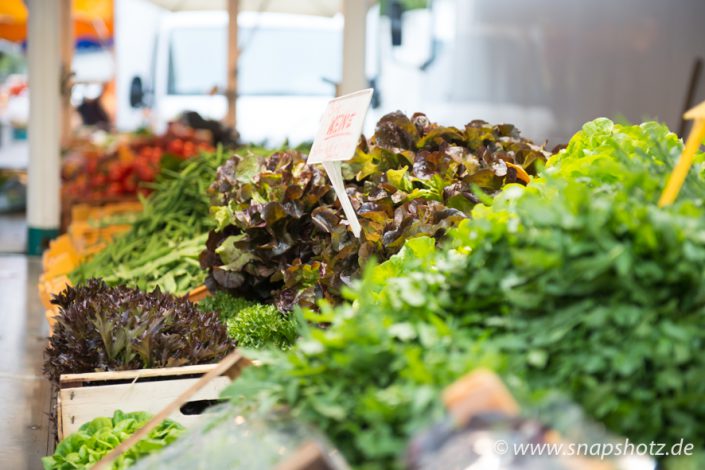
[
  {"xmin": 225, "ymin": 0, "xmax": 238, "ymax": 131},
  {"xmin": 340, "ymin": 0, "xmax": 368, "ymax": 95},
  {"xmin": 27, "ymin": 0, "xmax": 62, "ymax": 255}
]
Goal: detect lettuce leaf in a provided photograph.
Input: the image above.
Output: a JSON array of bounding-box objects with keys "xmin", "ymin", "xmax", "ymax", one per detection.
[{"xmin": 42, "ymin": 410, "xmax": 184, "ymax": 470}]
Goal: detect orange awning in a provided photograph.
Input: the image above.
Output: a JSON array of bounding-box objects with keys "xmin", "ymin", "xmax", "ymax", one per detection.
[{"xmin": 0, "ymin": 0, "xmax": 114, "ymax": 45}]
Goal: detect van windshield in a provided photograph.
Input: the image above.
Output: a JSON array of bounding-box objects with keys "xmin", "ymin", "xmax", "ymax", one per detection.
[{"xmin": 167, "ymin": 25, "xmax": 341, "ymax": 96}]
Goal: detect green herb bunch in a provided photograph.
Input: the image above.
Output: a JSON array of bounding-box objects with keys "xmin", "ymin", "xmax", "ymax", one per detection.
[
  {"xmin": 45, "ymin": 279, "xmax": 235, "ymax": 383},
  {"xmin": 198, "ymin": 291, "xmax": 298, "ymax": 349},
  {"xmin": 42, "ymin": 410, "xmax": 184, "ymax": 470},
  {"xmin": 224, "ymin": 238, "xmax": 496, "ymax": 468}
]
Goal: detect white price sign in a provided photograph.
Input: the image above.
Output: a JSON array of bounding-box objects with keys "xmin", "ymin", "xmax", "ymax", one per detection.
[{"xmin": 307, "ymin": 89, "xmax": 374, "ymax": 237}]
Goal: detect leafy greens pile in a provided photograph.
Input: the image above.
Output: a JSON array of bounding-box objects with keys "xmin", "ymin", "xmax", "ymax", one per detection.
[
  {"xmin": 201, "ymin": 112, "xmax": 549, "ymax": 310},
  {"xmin": 224, "ymin": 238, "xmax": 499, "ymax": 468},
  {"xmin": 42, "ymin": 410, "xmax": 184, "ymax": 470},
  {"xmin": 45, "ymin": 279, "xmax": 234, "ymax": 383},
  {"xmin": 198, "ymin": 292, "xmax": 298, "ymax": 349},
  {"xmin": 223, "ymin": 119, "xmax": 705, "ymax": 467}
]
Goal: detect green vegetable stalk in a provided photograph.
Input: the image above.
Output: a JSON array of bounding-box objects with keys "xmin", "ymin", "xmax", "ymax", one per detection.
[{"xmin": 69, "ymin": 147, "xmax": 238, "ymax": 295}]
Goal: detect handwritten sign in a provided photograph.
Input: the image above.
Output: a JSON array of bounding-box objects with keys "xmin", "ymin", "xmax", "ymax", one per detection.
[
  {"xmin": 308, "ymin": 89, "xmax": 373, "ymax": 164},
  {"xmin": 308, "ymin": 89, "xmax": 374, "ymax": 237}
]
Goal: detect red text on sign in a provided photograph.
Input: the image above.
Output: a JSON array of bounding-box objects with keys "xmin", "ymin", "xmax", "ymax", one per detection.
[{"xmin": 326, "ymin": 112, "xmax": 356, "ymax": 137}]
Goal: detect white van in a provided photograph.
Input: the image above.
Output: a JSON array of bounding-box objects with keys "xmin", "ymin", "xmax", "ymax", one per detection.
[{"xmin": 133, "ymin": 11, "xmax": 345, "ymax": 145}]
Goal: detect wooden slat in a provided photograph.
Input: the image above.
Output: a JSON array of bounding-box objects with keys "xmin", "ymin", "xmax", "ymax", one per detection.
[
  {"xmin": 56, "ymin": 391, "xmax": 63, "ymax": 447},
  {"xmin": 59, "ymin": 375, "xmax": 230, "ymax": 438},
  {"xmin": 59, "ymin": 363, "xmax": 218, "ymax": 385}
]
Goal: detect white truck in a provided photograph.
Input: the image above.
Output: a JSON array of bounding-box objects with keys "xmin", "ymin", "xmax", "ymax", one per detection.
[
  {"xmin": 154, "ymin": 11, "xmax": 345, "ymax": 144},
  {"xmin": 119, "ymin": 6, "xmax": 351, "ymax": 145}
]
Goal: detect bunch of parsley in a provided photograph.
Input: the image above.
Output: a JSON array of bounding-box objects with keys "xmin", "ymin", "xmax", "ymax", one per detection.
[{"xmin": 198, "ymin": 291, "xmax": 298, "ymax": 349}]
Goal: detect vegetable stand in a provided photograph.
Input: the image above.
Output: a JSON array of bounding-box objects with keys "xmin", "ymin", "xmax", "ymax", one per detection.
[{"xmin": 39, "ymin": 111, "xmax": 705, "ymax": 469}]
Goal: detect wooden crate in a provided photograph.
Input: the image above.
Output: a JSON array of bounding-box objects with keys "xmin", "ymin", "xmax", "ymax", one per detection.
[{"xmin": 57, "ymin": 364, "xmax": 233, "ymax": 440}]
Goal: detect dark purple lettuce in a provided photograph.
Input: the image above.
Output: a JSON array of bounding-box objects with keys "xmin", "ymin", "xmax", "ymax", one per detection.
[{"xmin": 44, "ymin": 279, "xmax": 234, "ymax": 383}]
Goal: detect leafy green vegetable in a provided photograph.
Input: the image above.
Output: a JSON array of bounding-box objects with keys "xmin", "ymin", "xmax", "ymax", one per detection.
[
  {"xmin": 42, "ymin": 410, "xmax": 184, "ymax": 470},
  {"xmin": 430, "ymin": 119, "xmax": 705, "ymax": 452},
  {"xmin": 223, "ymin": 240, "xmax": 499, "ymax": 469},
  {"xmin": 544, "ymin": 118, "xmax": 705, "ymax": 202},
  {"xmin": 45, "ymin": 279, "xmax": 235, "ymax": 383},
  {"xmin": 222, "ymin": 119, "xmax": 705, "ymax": 467},
  {"xmin": 198, "ymin": 291, "xmax": 298, "ymax": 349},
  {"xmin": 202, "ymin": 112, "xmax": 549, "ymax": 310}
]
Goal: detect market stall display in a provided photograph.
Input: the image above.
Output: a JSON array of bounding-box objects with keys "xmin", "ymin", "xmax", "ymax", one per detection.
[
  {"xmin": 220, "ymin": 119, "xmax": 705, "ymax": 468},
  {"xmin": 201, "ymin": 112, "xmax": 549, "ymax": 311},
  {"xmin": 13, "ymin": 0, "xmax": 705, "ymax": 466},
  {"xmin": 38, "ymin": 112, "xmax": 705, "ymax": 470}
]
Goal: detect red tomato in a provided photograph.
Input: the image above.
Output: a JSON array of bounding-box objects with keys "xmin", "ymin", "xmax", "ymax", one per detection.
[
  {"xmin": 168, "ymin": 139, "xmax": 184, "ymax": 155},
  {"xmin": 124, "ymin": 175, "xmax": 137, "ymax": 193},
  {"xmin": 85, "ymin": 158, "xmax": 98, "ymax": 174},
  {"xmin": 134, "ymin": 162, "xmax": 153, "ymax": 181},
  {"xmin": 108, "ymin": 164, "xmax": 122, "ymax": 182},
  {"xmin": 183, "ymin": 141, "xmax": 195, "ymax": 158},
  {"xmin": 92, "ymin": 174, "xmax": 107, "ymax": 187},
  {"xmin": 107, "ymin": 182, "xmax": 122, "ymax": 197}
]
